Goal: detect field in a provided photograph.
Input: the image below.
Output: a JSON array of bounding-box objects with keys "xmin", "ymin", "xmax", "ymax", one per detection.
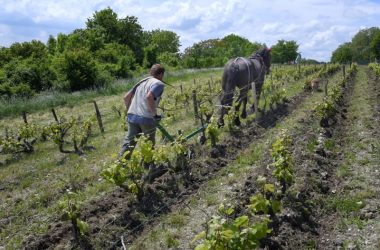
[{"xmin": 1, "ymin": 64, "xmax": 379, "ymax": 249}]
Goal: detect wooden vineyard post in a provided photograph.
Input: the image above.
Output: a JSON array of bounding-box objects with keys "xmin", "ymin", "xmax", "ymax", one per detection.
[
  {"xmin": 342, "ymin": 65, "xmax": 346, "ymax": 79},
  {"xmin": 22, "ymin": 111, "xmax": 28, "ymax": 124},
  {"xmin": 93, "ymin": 101, "xmax": 104, "ymax": 133},
  {"xmin": 324, "ymin": 79, "xmax": 329, "ymax": 96},
  {"xmin": 251, "ymin": 82, "xmax": 259, "ymax": 118},
  {"xmin": 51, "ymin": 108, "xmax": 59, "ymax": 123},
  {"xmin": 208, "ymin": 80, "xmax": 211, "ymax": 92},
  {"xmin": 198, "ymin": 101, "xmax": 206, "ymax": 142},
  {"xmin": 192, "ymin": 90, "xmax": 199, "ymax": 123},
  {"xmin": 180, "ymin": 84, "xmax": 183, "ymax": 94}
]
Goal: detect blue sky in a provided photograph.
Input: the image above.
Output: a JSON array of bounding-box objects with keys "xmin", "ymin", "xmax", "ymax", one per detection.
[{"xmin": 0, "ymin": 0, "xmax": 379, "ymax": 61}]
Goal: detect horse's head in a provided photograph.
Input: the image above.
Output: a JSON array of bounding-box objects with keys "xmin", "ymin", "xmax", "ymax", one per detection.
[{"xmin": 253, "ymin": 47, "xmax": 272, "ymax": 75}]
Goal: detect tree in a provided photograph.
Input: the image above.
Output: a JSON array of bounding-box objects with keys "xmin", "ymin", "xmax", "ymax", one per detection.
[
  {"xmin": 271, "ymin": 40, "xmax": 299, "ymax": 64},
  {"xmin": 143, "ymin": 29, "xmax": 180, "ymax": 67},
  {"xmin": 143, "ymin": 44, "xmax": 158, "ymax": 68},
  {"xmin": 8, "ymin": 40, "xmax": 48, "ymax": 59},
  {"xmin": 118, "ymin": 16, "xmax": 144, "ymax": 64},
  {"xmin": 331, "ymin": 43, "xmax": 352, "ymax": 64},
  {"xmin": 350, "ymin": 27, "xmax": 380, "ymax": 63},
  {"xmin": 63, "ymin": 29, "xmax": 105, "ymax": 52},
  {"xmin": 95, "ymin": 42, "xmax": 135, "ymax": 77},
  {"xmin": 222, "ymin": 34, "xmax": 262, "ymax": 58},
  {"xmin": 181, "ymin": 35, "xmax": 261, "ymax": 68},
  {"xmin": 370, "ymin": 31, "xmax": 380, "ymax": 61},
  {"xmin": 149, "ymin": 29, "xmax": 180, "ymax": 54},
  {"xmin": 47, "ymin": 35, "xmax": 57, "ymax": 55},
  {"xmin": 157, "ymin": 52, "xmax": 180, "ymax": 67},
  {"xmin": 53, "ymin": 49, "xmax": 101, "ymax": 91},
  {"xmin": 330, "ymin": 27, "xmax": 380, "ymax": 64},
  {"xmin": 86, "ymin": 8, "xmax": 144, "ymax": 64},
  {"xmin": 3, "ymin": 57, "xmax": 54, "ymax": 92},
  {"xmin": 0, "ymin": 47, "xmax": 11, "ymax": 67},
  {"xmin": 182, "ymin": 42, "xmax": 207, "ymax": 68},
  {"xmin": 56, "ymin": 33, "xmax": 69, "ymax": 53},
  {"xmin": 86, "ymin": 7, "xmax": 119, "ymax": 43}
]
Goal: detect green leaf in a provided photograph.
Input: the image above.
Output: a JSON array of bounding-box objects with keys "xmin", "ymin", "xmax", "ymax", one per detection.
[
  {"xmin": 195, "ymin": 241, "xmax": 212, "ymax": 250},
  {"xmin": 76, "ymin": 219, "xmax": 89, "ymax": 235},
  {"xmin": 271, "ymin": 200, "xmax": 281, "ymax": 214},
  {"xmin": 192, "ymin": 231, "xmax": 206, "ymax": 243},
  {"xmin": 264, "ymin": 183, "xmax": 275, "ymax": 193},
  {"xmin": 222, "ymin": 229, "xmax": 235, "ymax": 240},
  {"xmin": 234, "ymin": 216, "xmax": 249, "ymax": 228}
]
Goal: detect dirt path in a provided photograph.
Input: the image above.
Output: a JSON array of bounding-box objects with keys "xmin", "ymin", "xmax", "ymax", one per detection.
[{"xmin": 316, "ymin": 67, "xmax": 380, "ymax": 249}]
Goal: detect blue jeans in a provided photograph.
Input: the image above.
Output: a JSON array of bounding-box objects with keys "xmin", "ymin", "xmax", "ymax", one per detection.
[{"xmin": 119, "ymin": 121, "xmax": 156, "ymax": 158}]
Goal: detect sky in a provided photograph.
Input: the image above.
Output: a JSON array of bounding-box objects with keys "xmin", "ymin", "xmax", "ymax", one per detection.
[{"xmin": 0, "ymin": 0, "xmax": 379, "ymax": 62}]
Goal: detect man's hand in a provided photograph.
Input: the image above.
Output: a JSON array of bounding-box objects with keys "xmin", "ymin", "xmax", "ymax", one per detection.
[{"xmin": 153, "ymin": 114, "xmax": 162, "ymax": 121}]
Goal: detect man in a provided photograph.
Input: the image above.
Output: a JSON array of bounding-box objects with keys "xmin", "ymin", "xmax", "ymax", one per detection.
[{"xmin": 119, "ymin": 64, "xmax": 165, "ymax": 158}]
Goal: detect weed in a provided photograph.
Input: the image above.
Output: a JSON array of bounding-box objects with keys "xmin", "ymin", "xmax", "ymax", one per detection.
[
  {"xmin": 324, "ymin": 139, "xmax": 335, "ymax": 151},
  {"xmin": 205, "ymin": 194, "xmax": 218, "ymax": 206},
  {"xmin": 167, "ymin": 213, "xmax": 186, "ymax": 228},
  {"xmin": 306, "ymin": 137, "xmax": 318, "ymax": 152},
  {"xmin": 326, "ymin": 195, "xmax": 364, "ymax": 215},
  {"xmin": 164, "ymin": 232, "xmax": 180, "ymax": 248},
  {"xmin": 306, "ymin": 240, "xmax": 317, "ymax": 249},
  {"xmin": 337, "ymin": 164, "xmax": 350, "ymax": 178}
]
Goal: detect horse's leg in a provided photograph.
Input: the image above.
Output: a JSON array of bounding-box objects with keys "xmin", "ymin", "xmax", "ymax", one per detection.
[
  {"xmin": 239, "ymin": 88, "xmax": 248, "ymax": 119},
  {"xmin": 218, "ymin": 91, "xmax": 234, "ymax": 126},
  {"xmin": 251, "ymin": 81, "xmax": 263, "ymax": 113},
  {"xmin": 233, "ymin": 88, "xmax": 248, "ymax": 126}
]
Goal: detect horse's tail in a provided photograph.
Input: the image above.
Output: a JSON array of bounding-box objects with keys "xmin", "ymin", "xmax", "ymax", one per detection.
[
  {"xmin": 218, "ymin": 60, "xmax": 239, "ymax": 125},
  {"xmin": 221, "ymin": 61, "xmax": 239, "ymax": 101}
]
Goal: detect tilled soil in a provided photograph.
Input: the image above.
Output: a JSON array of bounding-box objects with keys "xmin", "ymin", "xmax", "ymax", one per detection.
[{"xmin": 23, "ymin": 91, "xmax": 309, "ymax": 249}]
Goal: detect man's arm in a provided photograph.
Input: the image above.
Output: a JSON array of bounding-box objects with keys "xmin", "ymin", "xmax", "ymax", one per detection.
[
  {"xmin": 123, "ymin": 90, "xmax": 134, "ymax": 110},
  {"xmin": 147, "ymin": 82, "xmax": 164, "ymax": 116},
  {"xmin": 146, "ymin": 91, "xmax": 156, "ymax": 116}
]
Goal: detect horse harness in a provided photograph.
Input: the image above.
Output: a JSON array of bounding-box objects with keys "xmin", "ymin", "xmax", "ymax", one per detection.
[{"xmin": 233, "ymin": 54, "xmax": 265, "ymax": 91}]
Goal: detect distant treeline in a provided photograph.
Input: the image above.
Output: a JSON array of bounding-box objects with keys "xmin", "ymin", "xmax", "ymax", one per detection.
[
  {"xmin": 331, "ymin": 27, "xmax": 380, "ymax": 64},
  {"xmin": 0, "ymin": 7, "xmax": 301, "ymax": 97}
]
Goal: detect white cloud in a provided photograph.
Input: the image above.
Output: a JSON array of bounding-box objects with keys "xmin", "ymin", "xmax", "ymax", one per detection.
[
  {"xmin": 262, "ymin": 23, "xmax": 281, "ymax": 33},
  {"xmin": 0, "ymin": 0, "xmax": 379, "ymax": 61}
]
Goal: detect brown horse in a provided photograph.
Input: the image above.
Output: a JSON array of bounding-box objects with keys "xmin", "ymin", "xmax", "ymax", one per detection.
[{"xmin": 218, "ymin": 47, "xmax": 272, "ymax": 126}]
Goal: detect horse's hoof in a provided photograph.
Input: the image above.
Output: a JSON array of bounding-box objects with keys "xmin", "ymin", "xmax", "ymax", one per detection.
[
  {"xmin": 217, "ymin": 119, "xmax": 224, "ymax": 128},
  {"xmin": 234, "ymin": 117, "xmax": 241, "ymax": 126}
]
